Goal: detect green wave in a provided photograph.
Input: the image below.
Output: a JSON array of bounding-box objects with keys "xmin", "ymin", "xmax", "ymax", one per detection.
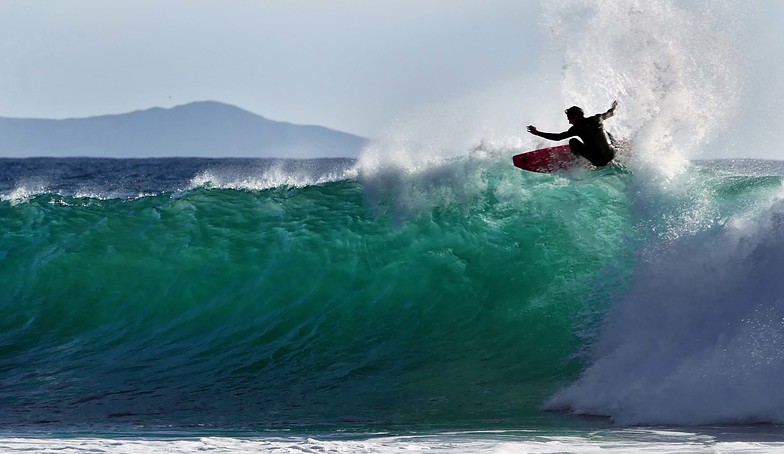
[{"xmin": 5, "ymin": 161, "xmax": 752, "ymax": 430}]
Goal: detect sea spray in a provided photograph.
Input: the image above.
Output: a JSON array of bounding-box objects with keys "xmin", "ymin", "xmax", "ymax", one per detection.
[
  {"xmin": 546, "ymin": 182, "xmax": 784, "ymax": 425},
  {"xmin": 531, "ymin": 0, "xmax": 784, "ymax": 425},
  {"xmin": 543, "ymin": 0, "xmax": 741, "ymax": 168}
]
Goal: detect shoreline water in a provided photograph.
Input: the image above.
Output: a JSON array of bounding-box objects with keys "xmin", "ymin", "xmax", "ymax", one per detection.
[{"xmin": 3, "ymin": 426, "xmax": 784, "ymax": 453}]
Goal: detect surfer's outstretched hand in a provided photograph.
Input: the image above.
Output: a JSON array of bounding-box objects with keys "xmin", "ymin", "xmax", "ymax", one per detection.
[{"xmin": 527, "ymin": 125, "xmax": 538, "ymax": 134}]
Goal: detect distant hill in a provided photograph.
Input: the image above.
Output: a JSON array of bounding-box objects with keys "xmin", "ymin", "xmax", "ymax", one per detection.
[{"xmin": 0, "ymin": 101, "xmax": 369, "ymax": 158}]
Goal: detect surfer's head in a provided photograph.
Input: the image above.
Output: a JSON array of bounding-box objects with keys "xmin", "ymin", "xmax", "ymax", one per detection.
[{"xmin": 565, "ymin": 106, "xmax": 584, "ymax": 124}]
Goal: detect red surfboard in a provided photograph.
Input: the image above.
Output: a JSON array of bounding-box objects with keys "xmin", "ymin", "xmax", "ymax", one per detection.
[{"xmin": 512, "ymin": 145, "xmax": 586, "ymax": 173}]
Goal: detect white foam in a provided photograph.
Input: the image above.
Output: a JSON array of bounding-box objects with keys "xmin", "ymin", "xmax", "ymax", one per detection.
[
  {"xmin": 0, "ymin": 430, "xmax": 781, "ymax": 453},
  {"xmin": 1, "ymin": 184, "xmax": 49, "ymax": 205},
  {"xmin": 189, "ymin": 161, "xmax": 358, "ymax": 191},
  {"xmin": 546, "ymin": 189, "xmax": 784, "ymax": 425}
]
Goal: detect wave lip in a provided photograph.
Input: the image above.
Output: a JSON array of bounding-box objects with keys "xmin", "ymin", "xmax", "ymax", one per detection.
[
  {"xmin": 188, "ymin": 159, "xmax": 357, "ymax": 191},
  {"xmin": 1, "ymin": 184, "xmax": 48, "ymax": 204}
]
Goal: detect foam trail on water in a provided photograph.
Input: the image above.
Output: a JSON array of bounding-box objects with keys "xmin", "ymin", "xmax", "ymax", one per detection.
[{"xmin": 0, "ymin": 430, "xmax": 778, "ymax": 453}]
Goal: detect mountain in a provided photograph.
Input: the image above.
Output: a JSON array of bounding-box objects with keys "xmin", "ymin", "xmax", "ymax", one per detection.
[{"xmin": 0, "ymin": 101, "xmax": 369, "ymax": 158}]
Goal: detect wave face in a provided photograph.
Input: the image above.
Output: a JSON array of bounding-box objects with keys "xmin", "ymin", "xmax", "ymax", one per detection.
[
  {"xmin": 3, "ymin": 0, "xmax": 784, "ymax": 432},
  {"xmin": 0, "ymin": 156, "xmax": 637, "ymax": 430},
  {"xmin": 4, "ymin": 156, "xmax": 784, "ymax": 430}
]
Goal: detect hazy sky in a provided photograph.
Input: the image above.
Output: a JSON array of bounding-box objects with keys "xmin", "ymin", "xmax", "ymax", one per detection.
[
  {"xmin": 3, "ymin": 1, "xmax": 784, "ymax": 160},
  {"xmin": 0, "ymin": 1, "xmax": 544, "ymax": 138}
]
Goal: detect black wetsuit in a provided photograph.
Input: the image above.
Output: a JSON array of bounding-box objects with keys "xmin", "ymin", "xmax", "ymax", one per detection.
[
  {"xmin": 565, "ymin": 114, "xmax": 616, "ymax": 167},
  {"xmin": 534, "ymin": 109, "xmax": 617, "ymax": 167}
]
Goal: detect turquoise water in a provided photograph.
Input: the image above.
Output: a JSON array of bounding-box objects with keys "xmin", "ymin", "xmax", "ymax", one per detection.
[
  {"xmin": 0, "ymin": 157, "xmax": 637, "ymax": 431},
  {"xmin": 4, "ymin": 157, "xmax": 784, "ymax": 435}
]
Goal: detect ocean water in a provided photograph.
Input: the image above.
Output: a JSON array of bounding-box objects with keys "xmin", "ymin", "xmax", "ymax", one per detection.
[
  {"xmin": 4, "ymin": 0, "xmax": 784, "ymax": 451},
  {"xmin": 3, "ymin": 155, "xmax": 784, "ymax": 452}
]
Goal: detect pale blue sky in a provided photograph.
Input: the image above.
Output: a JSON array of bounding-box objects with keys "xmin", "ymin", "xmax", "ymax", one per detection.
[
  {"xmin": 2, "ymin": 1, "xmax": 784, "ymax": 160},
  {"xmin": 0, "ymin": 1, "xmax": 544, "ymax": 137}
]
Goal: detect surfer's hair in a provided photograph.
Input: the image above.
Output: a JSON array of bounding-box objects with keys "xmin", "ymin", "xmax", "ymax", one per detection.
[{"xmin": 565, "ymin": 106, "xmax": 584, "ymax": 117}]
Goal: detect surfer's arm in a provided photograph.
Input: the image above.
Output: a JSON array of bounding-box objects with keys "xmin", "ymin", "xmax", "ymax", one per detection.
[
  {"xmin": 527, "ymin": 125, "xmax": 571, "ymax": 141},
  {"xmin": 600, "ymin": 100, "xmax": 619, "ymax": 120}
]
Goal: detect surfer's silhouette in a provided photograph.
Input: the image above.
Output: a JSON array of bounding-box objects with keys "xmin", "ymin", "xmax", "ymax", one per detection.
[{"xmin": 527, "ymin": 100, "xmax": 618, "ymax": 167}]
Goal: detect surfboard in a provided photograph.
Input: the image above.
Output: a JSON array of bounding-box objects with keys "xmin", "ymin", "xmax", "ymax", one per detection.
[{"xmin": 512, "ymin": 145, "xmax": 585, "ymax": 173}]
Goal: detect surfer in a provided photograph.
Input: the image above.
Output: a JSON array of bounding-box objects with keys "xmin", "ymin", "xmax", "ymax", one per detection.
[{"xmin": 527, "ymin": 101, "xmax": 619, "ymax": 167}]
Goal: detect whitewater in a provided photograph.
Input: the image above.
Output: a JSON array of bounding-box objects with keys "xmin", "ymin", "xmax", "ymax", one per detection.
[{"xmin": 4, "ymin": 0, "xmax": 784, "ymax": 452}]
